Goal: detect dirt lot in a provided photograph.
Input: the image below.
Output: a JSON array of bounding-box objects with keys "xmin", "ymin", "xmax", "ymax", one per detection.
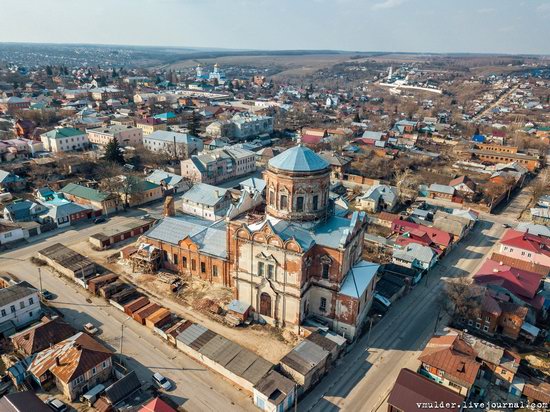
[{"xmin": 76, "ymin": 240, "xmax": 298, "ymax": 364}]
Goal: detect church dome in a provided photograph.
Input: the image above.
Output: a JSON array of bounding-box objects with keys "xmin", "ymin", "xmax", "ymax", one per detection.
[{"xmin": 268, "ymin": 145, "xmax": 329, "ymax": 173}]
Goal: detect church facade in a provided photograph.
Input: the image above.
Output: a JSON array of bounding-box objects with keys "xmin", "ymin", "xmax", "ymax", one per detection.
[{"xmin": 227, "ymin": 146, "xmax": 378, "ymax": 339}]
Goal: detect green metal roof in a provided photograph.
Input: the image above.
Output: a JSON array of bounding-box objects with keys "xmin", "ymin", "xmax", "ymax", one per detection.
[
  {"xmin": 43, "ymin": 127, "xmax": 85, "ymax": 139},
  {"xmin": 60, "ymin": 183, "xmax": 109, "ymax": 202}
]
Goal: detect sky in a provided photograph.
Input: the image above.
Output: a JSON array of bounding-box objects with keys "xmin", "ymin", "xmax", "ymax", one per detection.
[{"xmin": 1, "ymin": 0, "xmax": 549, "ymax": 55}]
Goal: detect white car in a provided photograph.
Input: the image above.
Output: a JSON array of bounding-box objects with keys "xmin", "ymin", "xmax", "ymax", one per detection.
[
  {"xmin": 152, "ymin": 372, "xmax": 172, "ymax": 391},
  {"xmin": 83, "ymin": 322, "xmax": 98, "ymax": 335}
]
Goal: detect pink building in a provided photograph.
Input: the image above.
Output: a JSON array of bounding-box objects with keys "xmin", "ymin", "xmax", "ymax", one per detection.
[
  {"xmin": 498, "ymin": 229, "xmax": 550, "ymax": 268},
  {"xmin": 86, "ymin": 125, "xmax": 143, "ymax": 147}
]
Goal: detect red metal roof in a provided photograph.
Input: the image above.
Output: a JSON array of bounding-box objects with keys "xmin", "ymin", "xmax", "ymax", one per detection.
[{"xmin": 500, "ymin": 229, "xmax": 550, "ymax": 257}]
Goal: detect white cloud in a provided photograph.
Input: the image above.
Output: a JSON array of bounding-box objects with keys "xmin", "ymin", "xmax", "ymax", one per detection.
[{"xmin": 371, "ymin": 0, "xmax": 406, "ymax": 11}]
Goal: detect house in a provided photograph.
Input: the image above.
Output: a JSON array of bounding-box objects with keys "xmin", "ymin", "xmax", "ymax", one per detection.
[
  {"xmin": 392, "ymin": 219, "xmax": 452, "ymax": 254},
  {"xmin": 93, "ymin": 370, "xmax": 151, "ymax": 411},
  {"xmin": 11, "ymin": 316, "xmax": 76, "ymax": 356},
  {"xmin": 387, "ymin": 368, "xmax": 465, "ymax": 412},
  {"xmin": 460, "ymin": 291, "xmax": 528, "ymax": 340},
  {"xmin": 418, "ymin": 334, "xmax": 482, "ymax": 397},
  {"xmin": 0, "ymin": 96, "xmax": 30, "ymax": 113},
  {"xmin": 473, "ymin": 259, "xmax": 543, "ymax": 310},
  {"xmin": 449, "ymin": 175, "xmax": 476, "ymax": 197},
  {"xmin": 118, "ymin": 179, "xmax": 163, "ymax": 207},
  {"xmin": 180, "ymin": 146, "xmax": 256, "ymax": 185},
  {"xmin": 356, "ymin": 184, "xmax": 398, "ymax": 213},
  {"xmin": 0, "ymin": 220, "xmax": 26, "ymax": 246},
  {"xmin": 37, "ymin": 243, "xmax": 96, "ymax": 280},
  {"xmin": 0, "ymin": 170, "xmax": 26, "ymax": 191},
  {"xmin": 433, "ymin": 211, "xmax": 472, "ymax": 240},
  {"xmin": 60, "ymin": 183, "xmax": 121, "ymax": 215},
  {"xmin": 143, "ymin": 130, "xmax": 203, "ymax": 158},
  {"xmin": 498, "ymin": 229, "xmax": 550, "ymax": 267},
  {"xmin": 27, "ymin": 332, "xmax": 113, "ymax": 401},
  {"xmin": 40, "ymin": 128, "xmax": 89, "ymax": 153},
  {"xmin": 146, "ymin": 169, "xmax": 188, "ymax": 193},
  {"xmin": 427, "ymin": 184, "xmax": 456, "ymax": 201},
  {"xmin": 135, "ymin": 117, "xmax": 166, "ymax": 135},
  {"xmin": 0, "ymin": 281, "xmax": 41, "ymax": 335},
  {"xmin": 3, "ymin": 200, "xmax": 47, "ymax": 222},
  {"xmin": 181, "ymin": 183, "xmax": 231, "ymax": 221},
  {"xmin": 38, "ymin": 193, "xmax": 96, "ymax": 227},
  {"xmin": 318, "ymin": 151, "xmax": 351, "ymax": 179},
  {"xmin": 86, "ymin": 125, "xmax": 143, "ymax": 147},
  {"xmin": 253, "ymin": 370, "xmax": 296, "ymax": 412},
  {"xmin": 392, "ymin": 243, "xmax": 438, "ymax": 271},
  {"xmin": 0, "ymin": 391, "xmax": 52, "ymax": 412}
]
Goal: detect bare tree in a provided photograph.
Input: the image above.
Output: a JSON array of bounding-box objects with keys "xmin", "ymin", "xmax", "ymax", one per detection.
[{"xmin": 442, "ymin": 277, "xmax": 485, "ymax": 320}]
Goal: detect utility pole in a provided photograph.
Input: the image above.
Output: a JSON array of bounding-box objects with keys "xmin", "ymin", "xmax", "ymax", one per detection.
[
  {"xmin": 38, "ymin": 267, "xmax": 43, "ymax": 293},
  {"xmin": 120, "ymin": 322, "xmax": 125, "ymax": 355},
  {"xmin": 294, "ymin": 383, "xmax": 297, "ymax": 412}
]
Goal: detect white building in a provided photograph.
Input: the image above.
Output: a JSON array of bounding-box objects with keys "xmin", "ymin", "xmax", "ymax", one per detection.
[
  {"xmin": 41, "ymin": 127, "xmax": 89, "ymax": 153},
  {"xmin": 181, "ymin": 183, "xmax": 231, "ymax": 221},
  {"xmin": 143, "ymin": 130, "xmax": 203, "ymax": 158},
  {"xmin": 0, "ymin": 282, "xmax": 41, "ymax": 331},
  {"xmin": 232, "ymin": 114, "xmax": 273, "ymax": 140},
  {"xmin": 86, "ymin": 125, "xmax": 143, "ymax": 147}
]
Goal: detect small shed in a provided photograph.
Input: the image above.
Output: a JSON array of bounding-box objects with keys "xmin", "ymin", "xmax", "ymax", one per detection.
[{"xmin": 227, "ymin": 300, "xmax": 252, "ymax": 322}]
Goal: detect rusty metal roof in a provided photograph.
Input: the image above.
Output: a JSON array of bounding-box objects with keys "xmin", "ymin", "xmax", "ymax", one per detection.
[{"xmin": 27, "ymin": 332, "xmax": 112, "ymax": 384}]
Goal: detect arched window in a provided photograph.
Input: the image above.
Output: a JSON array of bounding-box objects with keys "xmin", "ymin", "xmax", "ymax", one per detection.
[
  {"xmin": 280, "ymin": 194, "xmax": 288, "ymax": 209},
  {"xmin": 312, "ymin": 195, "xmax": 319, "ymax": 211}
]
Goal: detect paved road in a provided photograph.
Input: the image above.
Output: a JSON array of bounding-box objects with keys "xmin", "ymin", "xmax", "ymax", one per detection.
[
  {"xmin": 299, "ymin": 218, "xmax": 505, "ymax": 412},
  {"xmin": 0, "ymin": 215, "xmax": 255, "ymax": 412}
]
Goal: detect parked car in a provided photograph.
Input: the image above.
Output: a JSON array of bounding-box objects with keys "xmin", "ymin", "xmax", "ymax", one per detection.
[
  {"xmin": 94, "ymin": 217, "xmax": 106, "ymax": 224},
  {"xmin": 152, "ymin": 372, "xmax": 172, "ymax": 391},
  {"xmin": 41, "ymin": 289, "xmax": 54, "ymax": 300},
  {"xmin": 46, "ymin": 398, "xmax": 68, "ymax": 412},
  {"xmin": 83, "ymin": 322, "xmax": 98, "ymax": 335}
]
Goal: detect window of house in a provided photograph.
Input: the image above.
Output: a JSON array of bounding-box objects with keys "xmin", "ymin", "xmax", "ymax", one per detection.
[
  {"xmin": 320, "ymin": 297, "xmax": 327, "ymax": 312},
  {"xmin": 102, "ymin": 361, "xmax": 107, "ymax": 368},
  {"xmin": 485, "ymin": 316, "xmax": 490, "ymax": 321},
  {"xmin": 163, "ymin": 250, "xmax": 168, "ymax": 261},
  {"xmin": 322, "ymin": 263, "xmax": 330, "ymax": 279},
  {"xmin": 191, "ymin": 259, "xmax": 196, "ymax": 271},
  {"xmin": 5, "ymin": 232, "xmax": 12, "ymax": 238},
  {"xmin": 29, "ymin": 311, "xmax": 32, "ymax": 317},
  {"xmin": 313, "ymin": 195, "xmax": 319, "ymax": 211},
  {"xmin": 475, "ymin": 322, "xmax": 481, "ymax": 329},
  {"xmin": 92, "ymin": 367, "xmax": 97, "ymax": 375},
  {"xmin": 182, "ymin": 256, "xmax": 187, "ymax": 268},
  {"xmin": 483, "ymin": 325, "xmax": 489, "ymax": 332},
  {"xmin": 448, "ymin": 381, "xmax": 461, "ymax": 390},
  {"xmin": 29, "ymin": 298, "xmax": 34, "ymax": 305},
  {"xmin": 173, "ymin": 254, "xmax": 178, "ymax": 265},
  {"xmin": 267, "ymin": 264, "xmax": 274, "ymax": 279},
  {"xmin": 296, "ymin": 196, "xmax": 304, "ymax": 212},
  {"xmin": 280, "ymin": 195, "xmax": 288, "ymax": 209},
  {"xmin": 269, "ymin": 191, "xmax": 275, "ymax": 206},
  {"xmin": 20, "ymin": 302, "xmax": 25, "ymax": 309},
  {"xmin": 201, "ymin": 262, "xmax": 206, "ymax": 273},
  {"xmin": 258, "ymin": 262, "xmax": 265, "ymax": 276},
  {"xmin": 468, "ymin": 319, "xmax": 473, "ymax": 326},
  {"xmin": 213, "ymin": 265, "xmax": 218, "ymax": 277},
  {"xmin": 1, "ymin": 309, "xmax": 5, "ymax": 317}
]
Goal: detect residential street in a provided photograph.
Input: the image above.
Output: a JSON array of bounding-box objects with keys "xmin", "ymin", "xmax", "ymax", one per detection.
[
  {"xmin": 0, "ymin": 214, "xmax": 256, "ymax": 412},
  {"xmin": 299, "ymin": 216, "xmax": 506, "ymax": 412}
]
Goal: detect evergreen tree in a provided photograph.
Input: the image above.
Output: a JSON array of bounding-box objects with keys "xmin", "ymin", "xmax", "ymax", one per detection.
[
  {"xmin": 353, "ymin": 113, "xmax": 361, "ymax": 123},
  {"xmin": 104, "ymin": 139, "xmax": 125, "ymax": 164},
  {"xmin": 188, "ymin": 110, "xmax": 200, "ymax": 136}
]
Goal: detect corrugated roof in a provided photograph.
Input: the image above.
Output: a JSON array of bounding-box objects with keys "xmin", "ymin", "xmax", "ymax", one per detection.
[
  {"xmin": 176, "ymin": 323, "xmax": 208, "ymax": 347},
  {"xmin": 182, "ymin": 183, "xmax": 228, "ymax": 207},
  {"xmin": 0, "ymin": 282, "xmax": 37, "ymax": 307}
]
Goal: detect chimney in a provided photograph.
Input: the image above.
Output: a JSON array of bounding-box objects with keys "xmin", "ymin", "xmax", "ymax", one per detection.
[
  {"xmin": 163, "ymin": 196, "xmax": 175, "ymax": 217},
  {"xmin": 55, "ymin": 356, "xmax": 61, "ymax": 367}
]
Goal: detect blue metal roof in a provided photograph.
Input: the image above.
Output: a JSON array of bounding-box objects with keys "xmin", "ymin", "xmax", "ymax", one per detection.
[{"xmin": 268, "ymin": 145, "xmax": 329, "ymax": 172}]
